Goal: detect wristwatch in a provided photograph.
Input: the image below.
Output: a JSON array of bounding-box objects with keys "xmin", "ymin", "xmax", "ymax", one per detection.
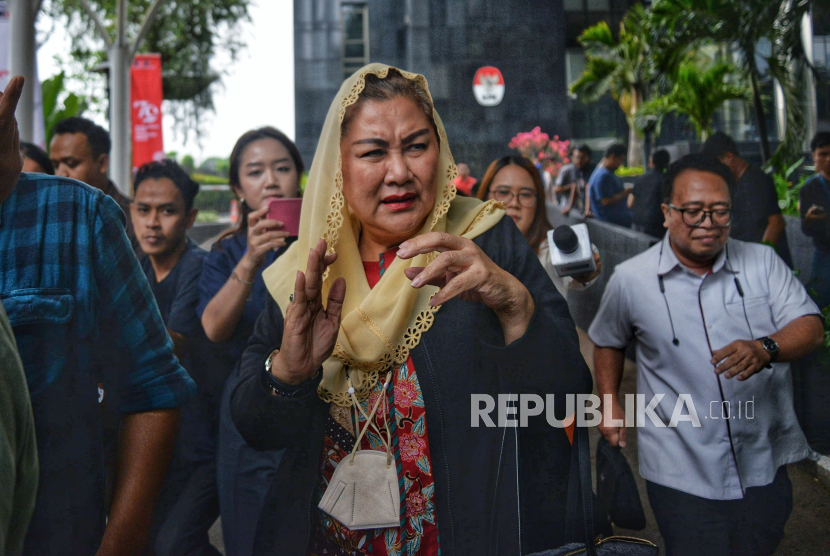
[
  {"xmin": 758, "ymin": 336, "xmax": 779, "ymax": 367},
  {"xmin": 262, "ymin": 349, "xmax": 319, "ymax": 397}
]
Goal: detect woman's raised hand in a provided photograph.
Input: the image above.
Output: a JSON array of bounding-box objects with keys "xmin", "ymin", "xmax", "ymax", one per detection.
[
  {"xmin": 270, "ymin": 239, "xmax": 346, "ymax": 385},
  {"xmin": 398, "ymin": 232, "xmax": 534, "ymax": 344},
  {"xmin": 240, "ymin": 205, "xmax": 291, "ymax": 273},
  {"xmin": 0, "ymin": 76, "xmax": 23, "ymax": 197}
]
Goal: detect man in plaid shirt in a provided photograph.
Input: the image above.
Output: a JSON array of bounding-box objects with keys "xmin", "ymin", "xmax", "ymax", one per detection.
[{"xmin": 0, "ymin": 77, "xmax": 196, "ymax": 555}]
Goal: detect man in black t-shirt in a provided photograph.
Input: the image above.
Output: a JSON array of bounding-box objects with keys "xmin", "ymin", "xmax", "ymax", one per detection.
[
  {"xmin": 131, "ymin": 160, "xmax": 221, "ymax": 556},
  {"xmin": 702, "ymin": 132, "xmax": 792, "ymax": 266},
  {"xmin": 800, "ymin": 132, "xmax": 830, "ymax": 308},
  {"xmin": 630, "ymin": 149, "xmax": 669, "ymax": 238}
]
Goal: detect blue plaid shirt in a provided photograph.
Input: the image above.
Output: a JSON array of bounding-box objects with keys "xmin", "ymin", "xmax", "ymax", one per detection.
[{"xmin": 0, "ymin": 173, "xmax": 195, "ymax": 555}]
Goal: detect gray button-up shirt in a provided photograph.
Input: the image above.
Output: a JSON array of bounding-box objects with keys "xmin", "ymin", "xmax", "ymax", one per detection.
[{"xmin": 589, "ymin": 234, "xmax": 820, "ymax": 500}]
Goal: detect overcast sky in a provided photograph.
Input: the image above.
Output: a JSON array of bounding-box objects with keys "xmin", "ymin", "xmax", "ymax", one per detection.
[{"xmin": 37, "ymin": 0, "xmax": 295, "ymax": 163}]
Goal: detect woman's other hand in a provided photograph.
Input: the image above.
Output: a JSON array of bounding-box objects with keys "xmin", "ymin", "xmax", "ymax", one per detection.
[
  {"xmin": 271, "ymin": 239, "xmax": 346, "ymax": 385},
  {"xmin": 239, "ymin": 205, "xmax": 291, "ymax": 276},
  {"xmin": 398, "ymin": 232, "xmax": 534, "ymax": 344}
]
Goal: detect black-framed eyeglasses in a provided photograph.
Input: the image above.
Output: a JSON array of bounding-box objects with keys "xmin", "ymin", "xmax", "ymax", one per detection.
[
  {"xmin": 490, "ymin": 188, "xmax": 538, "ymax": 208},
  {"xmin": 668, "ymin": 203, "xmax": 732, "ymax": 228}
]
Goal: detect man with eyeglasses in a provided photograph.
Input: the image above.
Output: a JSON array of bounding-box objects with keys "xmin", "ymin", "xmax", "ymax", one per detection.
[{"xmin": 589, "ymin": 154, "xmax": 824, "ymax": 556}]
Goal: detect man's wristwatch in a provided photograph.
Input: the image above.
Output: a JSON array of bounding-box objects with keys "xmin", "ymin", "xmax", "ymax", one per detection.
[{"xmin": 758, "ymin": 336, "xmax": 779, "ymax": 367}]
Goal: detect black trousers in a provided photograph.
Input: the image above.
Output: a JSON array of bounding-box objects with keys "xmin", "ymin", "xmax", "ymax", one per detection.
[
  {"xmin": 646, "ymin": 466, "xmax": 792, "ymax": 556},
  {"xmin": 147, "ymin": 460, "xmax": 221, "ymax": 556}
]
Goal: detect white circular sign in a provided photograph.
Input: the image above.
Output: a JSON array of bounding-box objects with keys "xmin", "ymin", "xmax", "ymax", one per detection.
[{"xmin": 473, "ymin": 66, "xmax": 505, "ymax": 107}]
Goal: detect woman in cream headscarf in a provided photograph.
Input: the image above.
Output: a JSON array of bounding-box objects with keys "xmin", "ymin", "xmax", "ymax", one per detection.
[{"xmin": 231, "ymin": 64, "xmax": 592, "ymax": 556}]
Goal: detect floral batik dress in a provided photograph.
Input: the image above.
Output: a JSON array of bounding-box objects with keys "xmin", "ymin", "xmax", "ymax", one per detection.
[{"xmin": 308, "ymin": 251, "xmax": 441, "ymax": 556}]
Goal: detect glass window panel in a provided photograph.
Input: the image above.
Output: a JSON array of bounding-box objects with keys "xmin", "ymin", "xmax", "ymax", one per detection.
[
  {"xmin": 815, "ymin": 37, "xmax": 828, "ymax": 68},
  {"xmin": 565, "ymin": 49, "xmax": 586, "ymax": 88},
  {"xmin": 344, "ymin": 8, "xmax": 364, "ymax": 41},
  {"xmin": 586, "ymin": 0, "xmax": 609, "ymax": 11},
  {"xmin": 344, "ymin": 43, "xmax": 365, "ymax": 59},
  {"xmin": 564, "ymin": 0, "xmax": 583, "ymax": 12},
  {"xmin": 342, "ymin": 4, "xmax": 367, "ymax": 79},
  {"xmin": 344, "ymin": 62, "xmax": 364, "ymax": 74}
]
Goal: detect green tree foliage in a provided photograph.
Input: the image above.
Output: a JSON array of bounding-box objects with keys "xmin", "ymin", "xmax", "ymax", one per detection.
[
  {"xmin": 180, "ymin": 154, "xmax": 195, "ymax": 173},
  {"xmin": 41, "ymin": 71, "xmax": 88, "ymax": 146},
  {"xmin": 569, "ymin": 4, "xmax": 689, "ymax": 166},
  {"xmin": 197, "ymin": 156, "xmax": 230, "ymax": 178},
  {"xmin": 650, "ymin": 0, "xmax": 814, "ymax": 167},
  {"xmin": 639, "ymin": 61, "xmax": 750, "ymax": 141},
  {"xmin": 44, "ymin": 0, "xmax": 250, "ymax": 143}
]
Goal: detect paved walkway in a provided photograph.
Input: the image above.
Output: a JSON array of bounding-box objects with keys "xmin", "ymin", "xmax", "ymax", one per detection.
[{"xmin": 576, "ymin": 329, "xmax": 830, "ymax": 555}]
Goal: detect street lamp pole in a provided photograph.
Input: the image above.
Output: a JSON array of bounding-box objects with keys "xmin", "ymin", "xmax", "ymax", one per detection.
[
  {"xmin": 108, "ymin": 0, "xmax": 131, "ymax": 194},
  {"xmin": 77, "ymin": 0, "xmax": 166, "ymax": 195},
  {"xmin": 8, "ymin": 0, "xmax": 40, "ymax": 142}
]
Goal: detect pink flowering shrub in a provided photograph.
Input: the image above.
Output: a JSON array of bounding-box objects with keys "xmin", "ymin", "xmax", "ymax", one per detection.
[{"xmin": 508, "ymin": 127, "xmax": 570, "ymax": 177}]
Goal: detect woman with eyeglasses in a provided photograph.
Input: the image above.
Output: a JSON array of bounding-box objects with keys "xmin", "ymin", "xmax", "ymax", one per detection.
[{"xmin": 477, "ymin": 156, "xmax": 601, "ymax": 299}]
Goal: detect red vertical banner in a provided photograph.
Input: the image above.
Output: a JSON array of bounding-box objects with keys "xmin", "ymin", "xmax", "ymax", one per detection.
[{"xmin": 131, "ymin": 53, "xmax": 164, "ymax": 172}]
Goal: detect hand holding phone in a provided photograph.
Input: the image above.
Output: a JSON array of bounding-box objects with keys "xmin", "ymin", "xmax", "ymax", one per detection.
[{"xmin": 267, "ymin": 198, "xmax": 303, "ymax": 237}]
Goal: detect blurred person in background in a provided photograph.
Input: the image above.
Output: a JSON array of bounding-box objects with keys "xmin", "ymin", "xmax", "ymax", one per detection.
[
  {"xmin": 130, "ymin": 160, "xmax": 220, "ymax": 556},
  {"xmin": 452, "ymin": 161, "xmax": 477, "ymax": 196},
  {"xmin": 554, "ymin": 144, "xmax": 595, "ymax": 215},
  {"xmin": 231, "ymin": 65, "xmax": 591, "ymax": 555},
  {"xmin": 799, "ymin": 131, "xmax": 830, "ymax": 308},
  {"xmin": 49, "ymin": 116, "xmax": 140, "ymax": 252},
  {"xmin": 702, "ymin": 131, "xmax": 792, "ymax": 266},
  {"xmin": 588, "ymin": 143, "xmax": 632, "ymax": 226},
  {"xmin": 1, "ymin": 76, "xmax": 195, "ymax": 556},
  {"xmin": 197, "ymin": 126, "xmax": 302, "ymax": 556},
  {"xmin": 478, "ymin": 155, "xmax": 601, "ymax": 300},
  {"xmin": 19, "ymin": 141, "xmax": 53, "ymax": 174},
  {"xmin": 629, "ymin": 149, "xmax": 670, "ymax": 238}
]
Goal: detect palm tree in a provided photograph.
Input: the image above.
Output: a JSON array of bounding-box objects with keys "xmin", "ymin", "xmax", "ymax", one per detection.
[
  {"xmin": 569, "ymin": 4, "xmax": 688, "ymax": 167},
  {"xmin": 569, "ymin": 6, "xmax": 652, "ymax": 167},
  {"xmin": 650, "ymin": 0, "xmax": 814, "ymax": 165},
  {"xmin": 639, "ymin": 61, "xmax": 751, "ymax": 141}
]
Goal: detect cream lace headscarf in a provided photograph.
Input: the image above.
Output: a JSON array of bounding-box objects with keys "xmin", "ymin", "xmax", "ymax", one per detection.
[{"xmin": 263, "ymin": 63, "xmax": 505, "ymax": 407}]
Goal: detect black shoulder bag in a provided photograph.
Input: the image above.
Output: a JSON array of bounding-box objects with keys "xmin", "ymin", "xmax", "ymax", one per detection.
[
  {"xmin": 595, "ymin": 436, "xmax": 647, "ymax": 531},
  {"xmin": 527, "ymin": 425, "xmax": 658, "ymax": 556}
]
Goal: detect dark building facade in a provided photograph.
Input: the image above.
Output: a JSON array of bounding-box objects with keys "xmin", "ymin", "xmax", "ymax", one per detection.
[{"xmin": 294, "ymin": 0, "xmax": 571, "ymax": 176}]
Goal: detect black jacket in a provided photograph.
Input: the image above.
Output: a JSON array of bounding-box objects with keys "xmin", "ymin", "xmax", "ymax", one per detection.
[
  {"xmin": 631, "ymin": 169, "xmax": 666, "ymax": 238},
  {"xmin": 800, "ymin": 173, "xmax": 830, "ymax": 251},
  {"xmin": 231, "ymin": 217, "xmax": 594, "ymax": 555}
]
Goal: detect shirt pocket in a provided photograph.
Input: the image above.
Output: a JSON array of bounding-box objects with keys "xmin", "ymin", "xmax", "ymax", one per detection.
[
  {"xmin": 1, "ymin": 288, "xmax": 76, "ymax": 395},
  {"xmin": 2, "ymin": 288, "xmax": 75, "ymax": 326},
  {"xmin": 725, "ymin": 295, "xmax": 775, "ymax": 338}
]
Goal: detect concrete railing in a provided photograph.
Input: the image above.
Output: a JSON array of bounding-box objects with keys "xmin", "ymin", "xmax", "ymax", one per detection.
[{"xmin": 188, "ymin": 221, "xmax": 232, "ymax": 246}]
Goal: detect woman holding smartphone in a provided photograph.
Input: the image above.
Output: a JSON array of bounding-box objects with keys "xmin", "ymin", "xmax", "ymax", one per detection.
[{"xmin": 197, "ymin": 126, "xmax": 304, "ymax": 556}]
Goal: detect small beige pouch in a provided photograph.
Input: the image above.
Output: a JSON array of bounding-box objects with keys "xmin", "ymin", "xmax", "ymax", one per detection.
[{"xmin": 318, "ymin": 371, "xmax": 401, "ymax": 530}]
